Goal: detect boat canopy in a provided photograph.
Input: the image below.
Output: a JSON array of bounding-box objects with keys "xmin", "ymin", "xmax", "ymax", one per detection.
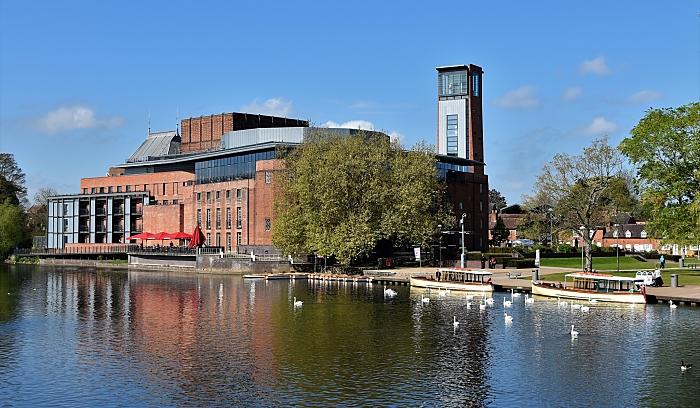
[
  {"xmin": 439, "ymin": 268, "xmax": 492, "ymax": 276},
  {"xmin": 565, "ymin": 272, "xmax": 636, "ymax": 282}
]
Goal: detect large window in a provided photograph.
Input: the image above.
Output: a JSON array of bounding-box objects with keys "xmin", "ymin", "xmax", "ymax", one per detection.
[
  {"xmin": 264, "ymin": 218, "xmax": 271, "ymax": 232},
  {"xmin": 206, "ymin": 209, "xmax": 211, "ymax": 230},
  {"xmin": 194, "ymin": 149, "xmax": 277, "ymax": 184},
  {"xmin": 439, "ymin": 71, "xmax": 468, "ymax": 96},
  {"xmin": 237, "ymin": 231, "xmax": 242, "ymax": 246},
  {"xmin": 446, "ymin": 115, "xmax": 458, "ymax": 156},
  {"xmin": 216, "ymin": 208, "xmax": 221, "ymax": 229},
  {"xmin": 197, "ymin": 209, "xmax": 202, "ymax": 226},
  {"xmin": 236, "ymin": 207, "xmax": 242, "ymax": 229},
  {"xmin": 471, "ymin": 72, "xmax": 480, "ymax": 97},
  {"xmin": 226, "ymin": 208, "xmax": 232, "ymax": 229},
  {"xmin": 226, "ymin": 233, "xmax": 231, "ymax": 251}
]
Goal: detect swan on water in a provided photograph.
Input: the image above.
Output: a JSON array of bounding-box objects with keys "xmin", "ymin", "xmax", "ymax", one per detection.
[
  {"xmin": 485, "ymin": 297, "xmax": 494, "ymax": 305},
  {"xmin": 525, "ymin": 294, "xmax": 534, "ymax": 304},
  {"xmin": 511, "ymin": 289, "xmax": 521, "ymax": 298},
  {"xmin": 453, "ymin": 316, "xmax": 460, "ymax": 328},
  {"xmin": 570, "ymin": 324, "xmax": 579, "ymax": 338},
  {"xmin": 293, "ymin": 297, "xmax": 303, "ymax": 308},
  {"xmin": 503, "ymin": 297, "xmax": 512, "ymax": 308},
  {"xmin": 669, "ymin": 300, "xmax": 678, "ymax": 309},
  {"xmin": 384, "ymin": 286, "xmax": 397, "ymax": 297},
  {"xmin": 421, "ymin": 294, "xmax": 430, "ymax": 304},
  {"xmin": 557, "ymin": 297, "xmax": 568, "ymax": 307},
  {"xmin": 681, "ymin": 360, "xmax": 693, "ymax": 372},
  {"xmin": 504, "ymin": 313, "xmax": 513, "ymax": 323},
  {"xmin": 580, "ymin": 306, "xmax": 590, "ymax": 312}
]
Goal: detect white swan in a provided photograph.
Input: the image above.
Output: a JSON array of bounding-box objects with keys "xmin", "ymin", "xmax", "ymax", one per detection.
[
  {"xmin": 557, "ymin": 297, "xmax": 568, "ymax": 307},
  {"xmin": 421, "ymin": 294, "xmax": 430, "ymax": 304},
  {"xmin": 479, "ymin": 298, "xmax": 486, "ymax": 311},
  {"xmin": 525, "ymin": 294, "xmax": 534, "ymax": 304},
  {"xmin": 384, "ymin": 285, "xmax": 397, "ymax": 297},
  {"xmin": 571, "ymin": 303, "xmax": 581, "ymax": 309},
  {"xmin": 504, "ymin": 313, "xmax": 513, "ymax": 323},
  {"xmin": 570, "ymin": 324, "xmax": 579, "ymax": 338},
  {"xmin": 503, "ymin": 297, "xmax": 512, "ymax": 308},
  {"xmin": 511, "ymin": 289, "xmax": 521, "ymax": 298},
  {"xmin": 438, "ymin": 288, "xmax": 448, "ymax": 297},
  {"xmin": 466, "ymin": 301, "xmax": 472, "ymax": 309},
  {"xmin": 670, "ymin": 300, "xmax": 678, "ymax": 309},
  {"xmin": 485, "ymin": 297, "xmax": 494, "ymax": 305},
  {"xmin": 681, "ymin": 360, "xmax": 693, "ymax": 372},
  {"xmin": 293, "ymin": 297, "xmax": 303, "ymax": 308},
  {"xmin": 453, "ymin": 316, "xmax": 460, "ymax": 328},
  {"xmin": 580, "ymin": 306, "xmax": 590, "ymax": 312}
]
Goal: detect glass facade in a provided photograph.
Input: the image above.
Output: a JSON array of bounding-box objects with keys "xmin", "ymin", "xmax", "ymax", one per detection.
[
  {"xmin": 437, "ymin": 162, "xmax": 471, "ymax": 180},
  {"xmin": 439, "ymin": 71, "xmax": 468, "ymax": 96},
  {"xmin": 446, "ymin": 115, "xmax": 458, "ymax": 156},
  {"xmin": 195, "ymin": 149, "xmax": 276, "ymax": 184},
  {"xmin": 471, "ymin": 72, "xmax": 480, "ymax": 97}
]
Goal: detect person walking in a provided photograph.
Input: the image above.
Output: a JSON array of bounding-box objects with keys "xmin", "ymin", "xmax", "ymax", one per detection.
[{"xmin": 660, "ymin": 254, "xmax": 665, "ymax": 269}]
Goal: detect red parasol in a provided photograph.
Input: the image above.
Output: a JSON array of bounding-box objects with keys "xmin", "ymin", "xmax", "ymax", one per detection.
[
  {"xmin": 153, "ymin": 232, "xmax": 172, "ymax": 240},
  {"xmin": 188, "ymin": 225, "xmax": 205, "ymax": 248},
  {"xmin": 128, "ymin": 232, "xmax": 155, "ymax": 240},
  {"xmin": 170, "ymin": 232, "xmax": 192, "ymax": 240}
]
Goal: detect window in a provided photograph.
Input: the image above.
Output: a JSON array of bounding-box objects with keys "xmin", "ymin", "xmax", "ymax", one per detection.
[
  {"xmin": 265, "ymin": 171, "xmax": 272, "ymax": 184},
  {"xmin": 143, "ymin": 184, "xmax": 147, "ymax": 191},
  {"xmin": 63, "ymin": 203, "xmax": 68, "ymax": 215},
  {"xmin": 63, "ymin": 235, "xmax": 69, "ymax": 244},
  {"xmin": 264, "ymin": 218, "xmax": 271, "ymax": 231},
  {"xmin": 197, "ymin": 192, "xmax": 201, "ymax": 201},
  {"xmin": 216, "ymin": 191, "xmax": 220, "ymax": 201},
  {"xmin": 117, "ymin": 186, "xmax": 122, "ymax": 192},
  {"xmin": 226, "ymin": 233, "xmax": 231, "ymax": 251},
  {"xmin": 446, "ymin": 115, "xmax": 458, "ymax": 156},
  {"xmin": 126, "ymin": 185, "xmax": 131, "ymax": 192},
  {"xmin": 237, "ymin": 231, "xmax": 242, "ymax": 246},
  {"xmin": 236, "ymin": 207, "xmax": 242, "ymax": 229},
  {"xmin": 83, "ymin": 188, "xmax": 88, "ymax": 194},
  {"xmin": 206, "ymin": 209, "xmax": 211, "ymax": 229},
  {"xmin": 236, "ymin": 189, "xmax": 242, "ymax": 202},
  {"xmin": 162, "ymin": 183, "xmax": 166, "ymax": 195},
  {"xmin": 108, "ymin": 186, "xmax": 113, "ymax": 193},
  {"xmin": 439, "ymin": 71, "xmax": 468, "ymax": 96},
  {"xmin": 641, "ymin": 230, "xmax": 647, "ymax": 238},
  {"xmin": 226, "ymin": 190, "xmax": 231, "ymax": 200},
  {"xmin": 216, "ymin": 208, "xmax": 221, "ymax": 229},
  {"xmin": 63, "ymin": 219, "xmax": 69, "ymax": 232},
  {"xmin": 162, "ymin": 200, "xmax": 168, "ymax": 205},
  {"xmin": 625, "ymin": 230, "xmax": 631, "ymax": 238},
  {"xmin": 216, "ymin": 233, "xmax": 221, "ymax": 247},
  {"xmin": 471, "ymin": 72, "xmax": 480, "ymax": 97},
  {"xmin": 99, "ymin": 187, "xmax": 105, "ymax": 193},
  {"xmin": 206, "ymin": 191, "xmax": 211, "ymax": 202},
  {"xmin": 206, "ymin": 233, "xmax": 211, "ymax": 246},
  {"xmin": 197, "ymin": 209, "xmax": 202, "ymax": 226},
  {"xmin": 226, "ymin": 208, "xmax": 232, "ymax": 229}
]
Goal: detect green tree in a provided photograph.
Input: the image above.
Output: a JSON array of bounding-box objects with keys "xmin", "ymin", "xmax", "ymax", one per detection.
[
  {"xmin": 491, "ymin": 216, "xmax": 509, "ymax": 246},
  {"xmin": 0, "ymin": 153, "xmax": 27, "ymax": 204},
  {"xmin": 0, "ymin": 199, "xmax": 27, "ymax": 259},
  {"xmin": 272, "ymin": 132, "xmax": 448, "ymax": 264},
  {"xmin": 525, "ymin": 138, "xmax": 633, "ymax": 271},
  {"xmin": 489, "ymin": 189, "xmax": 507, "ymax": 211},
  {"xmin": 619, "ymin": 102, "xmax": 700, "ymax": 246}
]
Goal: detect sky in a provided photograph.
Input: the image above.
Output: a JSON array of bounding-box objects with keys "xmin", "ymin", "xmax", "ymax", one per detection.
[{"xmin": 1, "ymin": 1, "xmax": 698, "ymax": 205}]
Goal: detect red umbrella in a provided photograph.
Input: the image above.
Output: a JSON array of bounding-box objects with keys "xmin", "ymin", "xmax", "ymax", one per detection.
[
  {"xmin": 170, "ymin": 232, "xmax": 192, "ymax": 239},
  {"xmin": 128, "ymin": 232, "xmax": 155, "ymax": 240},
  {"xmin": 188, "ymin": 225, "xmax": 205, "ymax": 248},
  {"xmin": 153, "ymin": 232, "xmax": 172, "ymax": 240}
]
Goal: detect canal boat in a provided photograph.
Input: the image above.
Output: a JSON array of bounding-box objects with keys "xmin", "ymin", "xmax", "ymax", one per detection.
[
  {"xmin": 410, "ymin": 268, "xmax": 493, "ymax": 293},
  {"xmin": 531, "ymin": 272, "xmax": 647, "ymax": 304},
  {"xmin": 242, "ymin": 274, "xmax": 266, "ymax": 279}
]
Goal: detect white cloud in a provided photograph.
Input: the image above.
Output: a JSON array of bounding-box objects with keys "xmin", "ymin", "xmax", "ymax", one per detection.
[
  {"xmin": 388, "ymin": 131, "xmax": 404, "ymax": 144},
  {"xmin": 323, "ymin": 120, "xmax": 375, "ymax": 130},
  {"xmin": 240, "ymin": 97, "xmax": 293, "ymax": 117},
  {"xmin": 579, "ymin": 56, "xmax": 610, "ymax": 75},
  {"xmin": 494, "ymin": 86, "xmax": 539, "ymax": 109},
  {"xmin": 562, "ymin": 86, "xmax": 582, "ymax": 101},
  {"xmin": 37, "ymin": 105, "xmax": 123, "ymax": 134},
  {"xmin": 584, "ymin": 117, "xmax": 618, "ymax": 135},
  {"xmin": 627, "ymin": 90, "xmax": 663, "ymax": 104}
]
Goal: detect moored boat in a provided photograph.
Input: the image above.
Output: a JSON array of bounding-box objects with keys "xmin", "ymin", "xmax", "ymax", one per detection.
[
  {"xmin": 532, "ymin": 272, "xmax": 647, "ymax": 304},
  {"xmin": 410, "ymin": 268, "xmax": 493, "ymax": 292},
  {"xmin": 243, "ymin": 274, "xmax": 266, "ymax": 279}
]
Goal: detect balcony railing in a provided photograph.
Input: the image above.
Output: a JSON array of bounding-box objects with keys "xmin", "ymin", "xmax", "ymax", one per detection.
[
  {"xmin": 78, "ymin": 225, "xmax": 89, "ymax": 233},
  {"xmin": 79, "ymin": 209, "xmax": 91, "ymax": 216},
  {"xmin": 15, "ymin": 244, "xmax": 139, "ymax": 256},
  {"xmin": 95, "ymin": 208, "xmax": 107, "ymax": 216},
  {"xmin": 95, "ymin": 225, "xmax": 107, "ymax": 233},
  {"xmin": 113, "ymin": 207, "xmax": 125, "ymax": 215}
]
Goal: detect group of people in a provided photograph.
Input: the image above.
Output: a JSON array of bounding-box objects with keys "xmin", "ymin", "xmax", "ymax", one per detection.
[{"xmin": 480, "ymin": 255, "xmax": 498, "ymax": 269}]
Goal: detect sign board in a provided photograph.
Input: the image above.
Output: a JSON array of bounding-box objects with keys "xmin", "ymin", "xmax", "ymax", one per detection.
[
  {"xmin": 535, "ymin": 249, "xmax": 540, "ymax": 267},
  {"xmin": 414, "ymin": 247, "xmax": 421, "ymax": 261}
]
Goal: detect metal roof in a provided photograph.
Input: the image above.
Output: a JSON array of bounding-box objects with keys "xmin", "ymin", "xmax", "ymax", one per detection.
[{"xmin": 127, "ymin": 130, "xmax": 181, "ymax": 163}]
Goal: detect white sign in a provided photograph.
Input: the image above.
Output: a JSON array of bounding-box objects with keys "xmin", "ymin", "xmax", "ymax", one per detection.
[
  {"xmin": 414, "ymin": 247, "xmax": 421, "ymax": 261},
  {"xmin": 535, "ymin": 249, "xmax": 540, "ymax": 267}
]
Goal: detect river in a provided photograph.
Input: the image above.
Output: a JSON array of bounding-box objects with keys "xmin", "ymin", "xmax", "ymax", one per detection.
[{"xmin": 1, "ymin": 265, "xmax": 698, "ymax": 407}]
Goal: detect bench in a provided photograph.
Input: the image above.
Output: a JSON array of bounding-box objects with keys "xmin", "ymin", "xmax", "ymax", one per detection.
[{"xmin": 507, "ymin": 271, "xmax": 522, "ymax": 279}]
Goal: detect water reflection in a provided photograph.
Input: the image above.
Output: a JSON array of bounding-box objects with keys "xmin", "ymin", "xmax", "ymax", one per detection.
[{"xmin": 0, "ymin": 265, "xmax": 699, "ymax": 407}]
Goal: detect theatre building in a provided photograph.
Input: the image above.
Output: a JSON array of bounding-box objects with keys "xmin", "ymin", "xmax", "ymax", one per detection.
[{"xmin": 47, "ymin": 63, "xmax": 490, "ymax": 253}]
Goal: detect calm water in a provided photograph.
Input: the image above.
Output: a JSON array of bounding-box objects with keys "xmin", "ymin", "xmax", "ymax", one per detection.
[{"xmin": 1, "ymin": 265, "xmax": 699, "ymax": 407}]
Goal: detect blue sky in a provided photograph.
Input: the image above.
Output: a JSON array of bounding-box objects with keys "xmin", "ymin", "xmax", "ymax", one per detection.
[{"xmin": 1, "ymin": 1, "xmax": 698, "ymax": 205}]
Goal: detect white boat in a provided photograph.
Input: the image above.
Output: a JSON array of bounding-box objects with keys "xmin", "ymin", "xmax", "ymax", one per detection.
[
  {"xmin": 532, "ymin": 272, "xmax": 647, "ymax": 304},
  {"xmin": 243, "ymin": 274, "xmax": 266, "ymax": 279},
  {"xmin": 410, "ymin": 268, "xmax": 493, "ymax": 293}
]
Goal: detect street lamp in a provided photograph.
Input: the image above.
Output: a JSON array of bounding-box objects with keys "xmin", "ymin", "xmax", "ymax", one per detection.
[
  {"xmin": 614, "ymin": 224, "xmax": 620, "ymax": 273},
  {"xmin": 438, "ymin": 224, "xmax": 443, "ymax": 267},
  {"xmin": 460, "ymin": 214, "xmax": 466, "ymax": 268}
]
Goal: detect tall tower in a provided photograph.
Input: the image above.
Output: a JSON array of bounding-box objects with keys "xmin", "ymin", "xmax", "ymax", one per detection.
[{"xmin": 436, "ymin": 64, "xmax": 484, "ymax": 173}]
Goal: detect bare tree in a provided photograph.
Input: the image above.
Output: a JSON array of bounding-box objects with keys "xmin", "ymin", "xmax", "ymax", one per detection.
[{"xmin": 525, "ymin": 138, "xmax": 631, "ymax": 271}]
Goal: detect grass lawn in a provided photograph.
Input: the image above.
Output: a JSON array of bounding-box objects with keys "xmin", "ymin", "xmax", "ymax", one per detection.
[
  {"xmin": 536, "ymin": 269, "xmax": 700, "ymax": 286},
  {"xmin": 540, "ymin": 256, "xmax": 655, "ymax": 271}
]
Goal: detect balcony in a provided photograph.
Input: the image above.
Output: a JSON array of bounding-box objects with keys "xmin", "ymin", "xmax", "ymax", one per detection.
[
  {"xmin": 78, "ymin": 224, "xmax": 89, "ymax": 233},
  {"xmin": 113, "ymin": 207, "xmax": 125, "ymax": 215},
  {"xmin": 131, "ymin": 207, "xmax": 143, "ymax": 215},
  {"xmin": 113, "ymin": 225, "xmax": 125, "ymax": 233},
  {"xmin": 95, "ymin": 208, "xmax": 107, "ymax": 216},
  {"xmin": 95, "ymin": 225, "xmax": 107, "ymax": 233},
  {"xmin": 79, "ymin": 208, "xmax": 91, "ymax": 216}
]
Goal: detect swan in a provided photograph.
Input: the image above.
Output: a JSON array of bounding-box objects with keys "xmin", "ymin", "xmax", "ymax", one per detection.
[
  {"xmin": 557, "ymin": 297, "xmax": 568, "ymax": 307},
  {"xmin": 681, "ymin": 360, "xmax": 693, "ymax": 372},
  {"xmin": 571, "ymin": 303, "xmax": 581, "ymax": 309},
  {"xmin": 421, "ymin": 294, "xmax": 430, "ymax": 304},
  {"xmin": 511, "ymin": 289, "xmax": 521, "ymax": 298},
  {"xmin": 525, "ymin": 294, "xmax": 534, "ymax": 304},
  {"xmin": 384, "ymin": 286, "xmax": 397, "ymax": 297},
  {"xmin": 503, "ymin": 297, "xmax": 512, "ymax": 308},
  {"xmin": 453, "ymin": 316, "xmax": 459, "ymax": 328},
  {"xmin": 479, "ymin": 300, "xmax": 486, "ymax": 311},
  {"xmin": 485, "ymin": 297, "xmax": 494, "ymax": 305},
  {"xmin": 293, "ymin": 297, "xmax": 303, "ymax": 308},
  {"xmin": 438, "ymin": 288, "xmax": 448, "ymax": 297},
  {"xmin": 670, "ymin": 300, "xmax": 678, "ymax": 309},
  {"xmin": 580, "ymin": 306, "xmax": 590, "ymax": 312},
  {"xmin": 570, "ymin": 324, "xmax": 579, "ymax": 338},
  {"xmin": 504, "ymin": 313, "xmax": 513, "ymax": 323},
  {"xmin": 466, "ymin": 301, "xmax": 472, "ymax": 309}
]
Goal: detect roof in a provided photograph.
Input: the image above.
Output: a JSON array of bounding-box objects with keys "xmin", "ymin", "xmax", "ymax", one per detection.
[
  {"xmin": 489, "ymin": 214, "xmax": 526, "ymax": 230},
  {"xmin": 565, "ymin": 272, "xmax": 636, "ymax": 282},
  {"xmin": 436, "ymin": 65, "xmax": 469, "ymax": 72},
  {"xmin": 603, "ymin": 223, "xmax": 647, "ymax": 238},
  {"xmin": 439, "ymin": 268, "xmax": 493, "ymax": 276},
  {"xmin": 127, "ymin": 130, "xmax": 181, "ymax": 163}
]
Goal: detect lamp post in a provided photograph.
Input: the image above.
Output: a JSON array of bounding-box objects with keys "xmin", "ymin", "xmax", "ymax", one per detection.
[
  {"xmin": 438, "ymin": 224, "xmax": 443, "ymax": 267},
  {"xmin": 460, "ymin": 214, "xmax": 466, "ymax": 268},
  {"xmin": 614, "ymin": 224, "xmax": 620, "ymax": 273},
  {"xmin": 580, "ymin": 226, "xmax": 586, "ymax": 272}
]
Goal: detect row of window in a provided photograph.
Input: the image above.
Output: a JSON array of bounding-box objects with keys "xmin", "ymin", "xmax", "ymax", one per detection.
[
  {"xmin": 205, "ymin": 231, "xmax": 242, "ymax": 249},
  {"xmin": 438, "ymin": 71, "xmax": 481, "ymax": 97},
  {"xmin": 197, "ymin": 207, "xmax": 248, "ymax": 230},
  {"xmin": 82, "ymin": 181, "xmax": 191, "ymax": 195},
  {"xmin": 612, "ymin": 230, "xmax": 647, "ymax": 238},
  {"xmin": 196, "ymin": 188, "xmax": 245, "ymax": 203},
  {"xmin": 194, "ymin": 150, "xmax": 276, "ymax": 184}
]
